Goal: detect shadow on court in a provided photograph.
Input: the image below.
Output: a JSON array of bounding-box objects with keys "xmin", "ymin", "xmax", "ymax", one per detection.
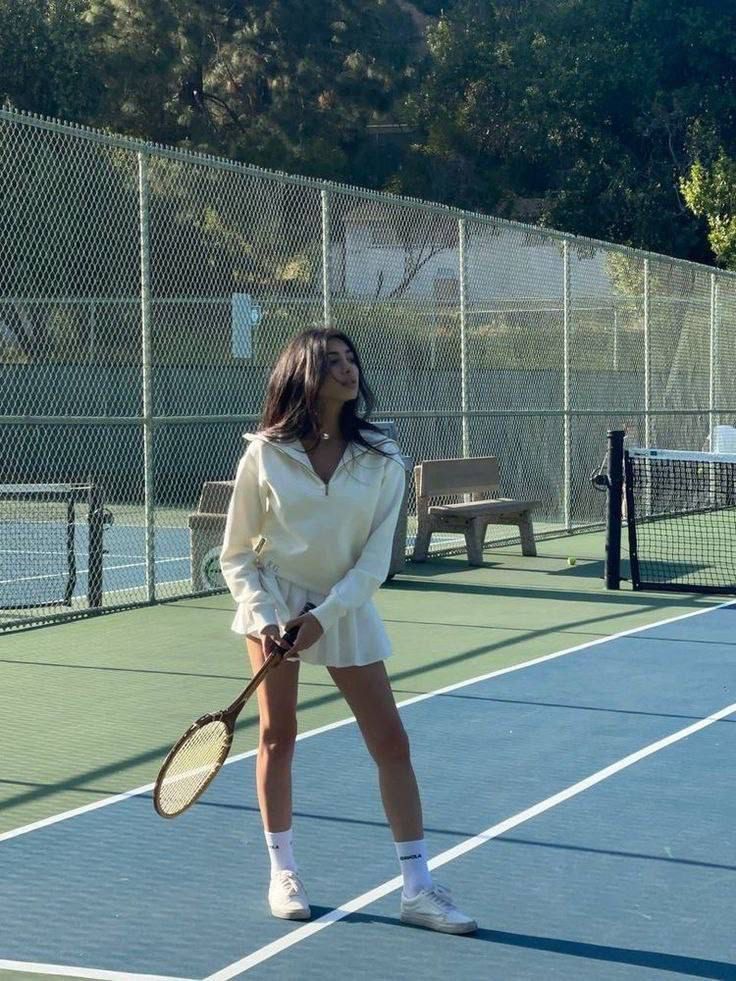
[
  {"xmin": 386, "ymin": 569, "xmax": 715, "ymax": 610},
  {"xmin": 332, "ymin": 910, "xmax": 736, "ymax": 980}
]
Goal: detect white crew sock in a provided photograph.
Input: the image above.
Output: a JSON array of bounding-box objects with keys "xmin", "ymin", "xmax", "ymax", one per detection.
[
  {"xmin": 395, "ymin": 838, "xmax": 433, "ymax": 898},
  {"xmin": 264, "ymin": 828, "xmax": 297, "ymax": 876}
]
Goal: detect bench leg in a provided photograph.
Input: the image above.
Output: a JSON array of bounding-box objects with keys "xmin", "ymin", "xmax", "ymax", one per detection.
[
  {"xmin": 518, "ymin": 511, "xmax": 537, "ymax": 556},
  {"xmin": 412, "ymin": 524, "xmax": 433, "ymax": 562},
  {"xmin": 465, "ymin": 519, "xmax": 487, "ymax": 565}
]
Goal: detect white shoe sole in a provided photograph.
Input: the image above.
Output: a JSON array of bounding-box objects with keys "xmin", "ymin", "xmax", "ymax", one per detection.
[
  {"xmin": 270, "ymin": 904, "xmax": 311, "ymax": 921},
  {"xmin": 400, "ymin": 912, "xmax": 477, "ymax": 934}
]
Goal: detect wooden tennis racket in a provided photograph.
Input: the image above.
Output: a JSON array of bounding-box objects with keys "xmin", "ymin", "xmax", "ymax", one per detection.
[{"xmin": 153, "ymin": 602, "xmax": 315, "ymax": 818}]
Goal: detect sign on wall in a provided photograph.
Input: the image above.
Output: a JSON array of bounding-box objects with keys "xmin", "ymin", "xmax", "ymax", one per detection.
[{"xmin": 231, "ymin": 294, "xmax": 262, "ymax": 358}]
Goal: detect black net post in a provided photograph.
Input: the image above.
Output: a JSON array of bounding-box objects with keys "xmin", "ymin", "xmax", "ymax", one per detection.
[
  {"xmin": 64, "ymin": 494, "xmax": 77, "ymax": 606},
  {"xmin": 87, "ymin": 483, "xmax": 104, "ymax": 609},
  {"xmin": 605, "ymin": 430, "xmax": 625, "ymax": 589}
]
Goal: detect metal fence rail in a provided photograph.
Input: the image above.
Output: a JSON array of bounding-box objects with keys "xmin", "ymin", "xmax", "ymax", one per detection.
[{"xmin": 1, "ymin": 107, "xmax": 735, "ymax": 629}]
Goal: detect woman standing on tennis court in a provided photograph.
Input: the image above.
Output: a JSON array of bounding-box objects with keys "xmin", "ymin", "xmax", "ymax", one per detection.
[{"xmin": 220, "ymin": 327, "xmax": 476, "ymax": 934}]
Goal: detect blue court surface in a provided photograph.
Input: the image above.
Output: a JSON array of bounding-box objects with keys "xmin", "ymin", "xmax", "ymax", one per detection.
[
  {"xmin": 2, "ymin": 521, "xmax": 192, "ymax": 608},
  {"xmin": 1, "ymin": 603, "xmax": 735, "ymax": 980},
  {"xmin": 94, "ymin": 524, "xmax": 192, "ymax": 594}
]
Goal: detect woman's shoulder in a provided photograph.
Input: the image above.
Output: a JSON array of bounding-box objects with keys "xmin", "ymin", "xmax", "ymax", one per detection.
[
  {"xmin": 241, "ymin": 431, "xmax": 309, "ymax": 468},
  {"xmin": 353, "ymin": 432, "xmax": 405, "ymax": 489},
  {"xmin": 357, "ymin": 427, "xmax": 402, "ymax": 461},
  {"xmin": 240, "ymin": 432, "xmax": 278, "ymax": 467},
  {"xmin": 241, "ymin": 432, "xmax": 263, "ymax": 456},
  {"xmin": 242, "ymin": 431, "xmax": 290, "ymax": 451}
]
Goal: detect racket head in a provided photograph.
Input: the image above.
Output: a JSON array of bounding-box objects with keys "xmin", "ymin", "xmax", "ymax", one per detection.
[
  {"xmin": 153, "ymin": 602, "xmax": 315, "ymax": 819},
  {"xmin": 153, "ymin": 712, "xmax": 234, "ymax": 818}
]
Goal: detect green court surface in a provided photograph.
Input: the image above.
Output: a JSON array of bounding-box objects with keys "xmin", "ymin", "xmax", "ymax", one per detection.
[
  {"xmin": 632, "ymin": 510, "xmax": 736, "ymax": 590},
  {"xmin": 1, "ymin": 530, "xmax": 721, "ymax": 843}
]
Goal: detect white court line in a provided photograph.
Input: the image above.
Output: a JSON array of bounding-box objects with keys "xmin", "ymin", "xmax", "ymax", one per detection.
[
  {"xmin": 0, "ymin": 960, "xmax": 194, "ymax": 981},
  {"xmin": 2, "ymin": 596, "xmax": 733, "ymax": 846},
  {"xmin": 206, "ymin": 697, "xmax": 736, "ymax": 980},
  {"xmin": 0, "ymin": 555, "xmax": 187, "ymax": 587},
  {"xmin": 0, "ymin": 567, "xmax": 78, "ymax": 585},
  {"xmin": 104, "ymin": 556, "xmax": 190, "ymax": 572}
]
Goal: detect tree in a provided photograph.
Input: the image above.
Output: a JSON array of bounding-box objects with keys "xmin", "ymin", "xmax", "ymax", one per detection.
[
  {"xmin": 83, "ymin": 0, "xmax": 415, "ymax": 184},
  {"xmin": 681, "ymin": 151, "xmax": 736, "ymax": 270},
  {"xmin": 402, "ymin": 0, "xmax": 736, "ymax": 263},
  {"xmin": 0, "ymin": 129, "xmax": 139, "ymax": 361},
  {"xmin": 0, "ymin": 0, "xmax": 100, "ymax": 119}
]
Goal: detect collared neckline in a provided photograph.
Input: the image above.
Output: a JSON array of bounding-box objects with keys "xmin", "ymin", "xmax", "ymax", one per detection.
[
  {"xmin": 243, "ymin": 429, "xmax": 397, "ymax": 490},
  {"xmin": 244, "ymin": 429, "xmax": 391, "ymax": 463}
]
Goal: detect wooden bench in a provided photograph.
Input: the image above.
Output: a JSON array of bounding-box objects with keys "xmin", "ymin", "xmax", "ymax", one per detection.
[{"xmin": 412, "ymin": 457, "xmax": 539, "ymax": 566}]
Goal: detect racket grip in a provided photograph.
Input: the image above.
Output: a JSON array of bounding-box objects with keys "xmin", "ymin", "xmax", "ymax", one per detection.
[{"xmin": 280, "ymin": 602, "xmax": 316, "ymax": 652}]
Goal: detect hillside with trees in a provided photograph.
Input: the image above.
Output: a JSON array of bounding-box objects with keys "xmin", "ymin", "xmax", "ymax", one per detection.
[{"xmin": 2, "ymin": 0, "xmax": 736, "ymax": 267}]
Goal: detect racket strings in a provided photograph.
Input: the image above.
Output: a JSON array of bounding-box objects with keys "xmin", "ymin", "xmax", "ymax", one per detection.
[{"xmin": 156, "ymin": 719, "xmax": 231, "ymax": 816}]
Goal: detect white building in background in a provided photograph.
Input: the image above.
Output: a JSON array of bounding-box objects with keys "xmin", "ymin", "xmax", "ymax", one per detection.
[{"xmin": 339, "ymin": 202, "xmax": 618, "ymax": 304}]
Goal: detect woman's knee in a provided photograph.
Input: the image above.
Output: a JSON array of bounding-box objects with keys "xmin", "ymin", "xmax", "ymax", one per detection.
[
  {"xmin": 369, "ymin": 722, "xmax": 411, "ymax": 767},
  {"xmin": 259, "ymin": 720, "xmax": 298, "ymax": 759}
]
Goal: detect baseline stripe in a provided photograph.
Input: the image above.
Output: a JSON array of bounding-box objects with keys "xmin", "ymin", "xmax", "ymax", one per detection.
[
  {"xmin": 0, "ymin": 959, "xmax": 193, "ymax": 981},
  {"xmin": 205, "ymin": 699, "xmax": 736, "ymax": 979}
]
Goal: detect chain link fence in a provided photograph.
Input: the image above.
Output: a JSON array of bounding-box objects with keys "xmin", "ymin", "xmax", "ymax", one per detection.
[{"xmin": 2, "ymin": 108, "xmax": 735, "ymax": 629}]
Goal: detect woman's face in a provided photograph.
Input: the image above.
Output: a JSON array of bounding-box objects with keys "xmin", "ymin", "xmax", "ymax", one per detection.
[{"xmin": 318, "ymin": 338, "xmax": 360, "ymax": 405}]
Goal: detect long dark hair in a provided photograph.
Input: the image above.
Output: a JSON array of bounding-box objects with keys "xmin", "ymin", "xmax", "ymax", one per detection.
[{"xmin": 258, "ymin": 328, "xmax": 393, "ymax": 457}]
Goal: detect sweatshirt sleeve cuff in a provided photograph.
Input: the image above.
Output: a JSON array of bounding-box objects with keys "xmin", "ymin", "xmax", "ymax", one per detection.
[
  {"xmin": 310, "ymin": 593, "xmax": 345, "ymax": 634},
  {"xmin": 248, "ymin": 602, "xmax": 279, "ymax": 635}
]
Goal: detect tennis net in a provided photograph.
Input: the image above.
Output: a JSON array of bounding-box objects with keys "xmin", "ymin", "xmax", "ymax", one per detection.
[
  {"xmin": 625, "ymin": 447, "xmax": 736, "ymax": 594},
  {"xmin": 0, "ymin": 483, "xmax": 105, "ymax": 611}
]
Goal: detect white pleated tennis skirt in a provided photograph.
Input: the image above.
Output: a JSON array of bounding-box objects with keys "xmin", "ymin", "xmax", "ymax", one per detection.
[{"xmin": 230, "ymin": 570, "xmax": 392, "ymax": 668}]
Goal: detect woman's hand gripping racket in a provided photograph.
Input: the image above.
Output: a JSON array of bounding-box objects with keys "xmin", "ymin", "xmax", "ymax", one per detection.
[{"xmin": 153, "ymin": 603, "xmax": 315, "ymax": 818}]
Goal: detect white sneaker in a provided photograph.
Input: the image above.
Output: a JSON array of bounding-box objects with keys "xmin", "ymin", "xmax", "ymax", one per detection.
[
  {"xmin": 268, "ymin": 870, "xmax": 311, "ymax": 920},
  {"xmin": 400, "ymin": 884, "xmax": 477, "ymax": 934}
]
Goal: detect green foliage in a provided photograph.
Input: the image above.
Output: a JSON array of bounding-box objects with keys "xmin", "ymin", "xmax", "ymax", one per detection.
[
  {"xmin": 0, "ymin": 0, "xmax": 100, "ymax": 118},
  {"xmin": 0, "ymin": 126, "xmax": 140, "ymax": 361},
  {"xmin": 681, "ymin": 153, "xmax": 736, "ymax": 269},
  {"xmin": 4, "ymin": 0, "xmax": 736, "ymax": 325},
  {"xmin": 403, "ymin": 0, "xmax": 736, "ymax": 264},
  {"xmin": 80, "ymin": 0, "xmax": 414, "ymax": 183},
  {"xmin": 606, "ymin": 253, "xmax": 645, "ymax": 301}
]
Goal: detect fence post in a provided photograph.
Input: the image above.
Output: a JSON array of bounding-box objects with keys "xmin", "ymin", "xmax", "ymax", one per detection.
[
  {"xmin": 709, "ymin": 271, "xmax": 719, "ymax": 447},
  {"xmin": 563, "ymin": 238, "xmax": 571, "ymax": 531},
  {"xmin": 459, "ymin": 217, "xmax": 469, "ymax": 457},
  {"xmin": 612, "ymin": 306, "xmax": 619, "ymax": 371},
  {"xmin": 321, "ymin": 188, "xmax": 332, "ymax": 328},
  {"xmin": 643, "ymin": 258, "xmax": 651, "ymax": 449},
  {"xmin": 138, "ymin": 151, "xmax": 155, "ymax": 603}
]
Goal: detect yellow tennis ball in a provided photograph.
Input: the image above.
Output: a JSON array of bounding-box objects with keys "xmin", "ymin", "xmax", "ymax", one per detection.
[{"xmin": 567, "ymin": 556, "xmax": 577, "ymax": 566}]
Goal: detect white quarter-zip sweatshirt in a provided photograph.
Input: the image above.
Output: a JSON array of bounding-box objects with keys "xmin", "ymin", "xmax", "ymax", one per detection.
[{"xmin": 220, "ymin": 429, "xmax": 405, "ymax": 636}]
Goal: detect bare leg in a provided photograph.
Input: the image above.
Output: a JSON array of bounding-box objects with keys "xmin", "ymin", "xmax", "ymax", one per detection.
[
  {"xmin": 328, "ymin": 660, "xmax": 423, "ymax": 842},
  {"xmin": 329, "ymin": 664, "xmax": 477, "ymax": 931},
  {"xmin": 245, "ymin": 635, "xmax": 300, "ymax": 832}
]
